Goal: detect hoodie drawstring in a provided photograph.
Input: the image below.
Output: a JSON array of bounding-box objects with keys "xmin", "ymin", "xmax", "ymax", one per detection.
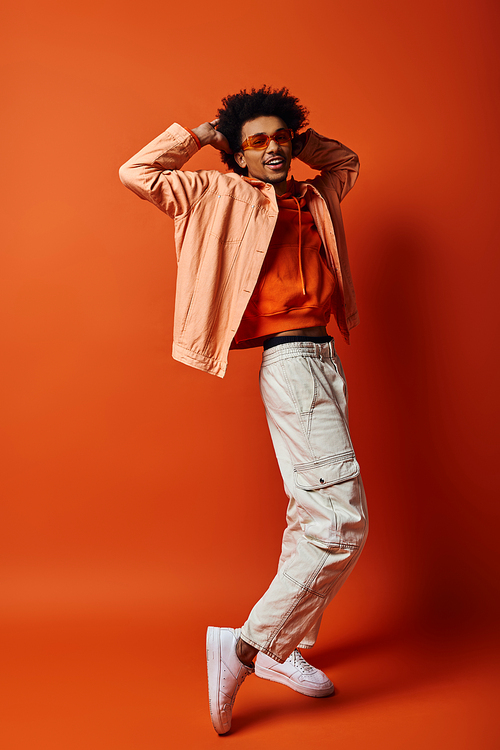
[{"xmin": 291, "ymin": 194, "xmax": 306, "ymax": 295}]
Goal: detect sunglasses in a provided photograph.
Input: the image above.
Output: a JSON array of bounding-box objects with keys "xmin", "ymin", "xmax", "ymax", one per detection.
[{"xmin": 240, "ymin": 128, "xmax": 293, "ymax": 151}]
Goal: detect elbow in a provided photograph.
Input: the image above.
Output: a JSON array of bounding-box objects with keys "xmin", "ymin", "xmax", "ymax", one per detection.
[
  {"xmin": 349, "ymin": 152, "xmax": 360, "ymax": 172},
  {"xmin": 118, "ymin": 162, "xmax": 146, "ymax": 201},
  {"xmin": 118, "ymin": 162, "xmax": 132, "ymax": 188}
]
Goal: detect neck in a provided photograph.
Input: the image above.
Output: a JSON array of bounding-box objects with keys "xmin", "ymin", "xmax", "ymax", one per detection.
[{"xmin": 274, "ymin": 179, "xmax": 289, "ymax": 196}]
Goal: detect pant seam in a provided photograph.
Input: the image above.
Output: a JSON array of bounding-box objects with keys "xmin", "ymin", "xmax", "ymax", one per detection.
[
  {"xmin": 283, "ymin": 571, "xmax": 327, "ymax": 598},
  {"xmin": 261, "ymin": 548, "xmax": 331, "ymax": 652}
]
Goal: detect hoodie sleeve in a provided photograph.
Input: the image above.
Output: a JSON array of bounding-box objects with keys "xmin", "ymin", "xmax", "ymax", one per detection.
[
  {"xmin": 296, "ymin": 129, "xmax": 360, "ymax": 202},
  {"xmin": 118, "ymin": 123, "xmax": 216, "ymax": 218}
]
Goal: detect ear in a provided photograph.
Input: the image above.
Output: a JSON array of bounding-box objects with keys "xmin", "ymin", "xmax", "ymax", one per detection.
[{"xmin": 234, "ymin": 151, "xmax": 247, "ymax": 170}]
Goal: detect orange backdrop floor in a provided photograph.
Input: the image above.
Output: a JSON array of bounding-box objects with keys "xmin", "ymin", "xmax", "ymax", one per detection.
[{"xmin": 2, "ymin": 614, "xmax": 498, "ymax": 750}]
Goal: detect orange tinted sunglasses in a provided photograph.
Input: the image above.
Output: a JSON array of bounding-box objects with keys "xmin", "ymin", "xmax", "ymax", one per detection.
[{"xmin": 240, "ymin": 128, "xmax": 293, "ymax": 151}]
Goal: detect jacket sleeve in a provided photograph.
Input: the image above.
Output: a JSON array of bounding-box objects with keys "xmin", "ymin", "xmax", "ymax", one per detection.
[
  {"xmin": 297, "ymin": 129, "xmax": 360, "ymax": 202},
  {"xmin": 118, "ymin": 123, "xmax": 216, "ymax": 219}
]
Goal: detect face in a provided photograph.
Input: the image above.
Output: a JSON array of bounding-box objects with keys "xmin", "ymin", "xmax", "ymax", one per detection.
[{"xmin": 234, "ymin": 115, "xmax": 293, "ymax": 194}]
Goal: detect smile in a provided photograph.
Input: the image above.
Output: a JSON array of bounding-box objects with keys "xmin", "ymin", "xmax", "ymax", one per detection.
[{"xmin": 265, "ymin": 157, "xmax": 285, "ymax": 169}]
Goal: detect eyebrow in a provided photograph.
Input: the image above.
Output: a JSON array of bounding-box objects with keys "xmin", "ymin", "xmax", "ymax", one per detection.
[{"xmin": 247, "ymin": 129, "xmax": 285, "ymax": 136}]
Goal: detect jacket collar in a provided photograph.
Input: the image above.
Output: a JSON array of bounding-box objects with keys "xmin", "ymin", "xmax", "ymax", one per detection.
[{"xmin": 241, "ymin": 174, "xmax": 313, "ymax": 199}]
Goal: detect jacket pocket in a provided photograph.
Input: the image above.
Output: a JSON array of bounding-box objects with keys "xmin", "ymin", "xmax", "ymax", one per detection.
[
  {"xmin": 209, "ymin": 194, "xmax": 254, "ymax": 243},
  {"xmin": 294, "ymin": 451, "xmax": 359, "ymax": 490}
]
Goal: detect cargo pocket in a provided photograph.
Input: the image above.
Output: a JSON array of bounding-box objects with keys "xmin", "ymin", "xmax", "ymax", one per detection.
[{"xmin": 294, "ymin": 450, "xmax": 360, "ymax": 490}]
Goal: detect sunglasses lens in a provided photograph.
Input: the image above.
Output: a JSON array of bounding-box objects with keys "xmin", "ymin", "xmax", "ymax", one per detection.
[
  {"xmin": 248, "ymin": 134, "xmax": 269, "ymax": 149},
  {"xmin": 274, "ymin": 129, "xmax": 292, "ymax": 144}
]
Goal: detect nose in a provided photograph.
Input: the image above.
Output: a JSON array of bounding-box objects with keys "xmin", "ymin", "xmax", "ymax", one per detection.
[{"xmin": 266, "ymin": 136, "xmax": 280, "ymax": 152}]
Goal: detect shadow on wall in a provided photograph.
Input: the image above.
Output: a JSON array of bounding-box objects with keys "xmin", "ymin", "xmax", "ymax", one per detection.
[{"xmin": 362, "ymin": 219, "xmax": 487, "ymax": 636}]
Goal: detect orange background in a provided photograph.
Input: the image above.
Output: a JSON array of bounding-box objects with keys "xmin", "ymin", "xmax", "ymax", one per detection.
[{"xmin": 2, "ymin": 0, "xmax": 499, "ymax": 747}]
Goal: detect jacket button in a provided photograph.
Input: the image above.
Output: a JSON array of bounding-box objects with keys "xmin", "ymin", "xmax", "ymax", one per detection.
[{"xmin": 319, "ymin": 478, "xmax": 325, "ymax": 484}]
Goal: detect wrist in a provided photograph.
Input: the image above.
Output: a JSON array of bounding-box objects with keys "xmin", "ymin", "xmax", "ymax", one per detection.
[
  {"xmin": 191, "ymin": 123, "xmax": 215, "ymax": 149},
  {"xmin": 185, "ymin": 126, "xmax": 202, "ymax": 150}
]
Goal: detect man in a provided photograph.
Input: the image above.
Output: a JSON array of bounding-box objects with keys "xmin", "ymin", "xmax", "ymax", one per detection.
[{"xmin": 119, "ymin": 86, "xmax": 368, "ymax": 734}]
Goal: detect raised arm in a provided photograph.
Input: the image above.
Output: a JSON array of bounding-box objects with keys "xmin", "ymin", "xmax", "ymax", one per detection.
[
  {"xmin": 293, "ymin": 128, "xmax": 360, "ymax": 202},
  {"xmin": 118, "ymin": 120, "xmax": 231, "ymax": 218},
  {"xmin": 191, "ymin": 119, "xmax": 231, "ymax": 153}
]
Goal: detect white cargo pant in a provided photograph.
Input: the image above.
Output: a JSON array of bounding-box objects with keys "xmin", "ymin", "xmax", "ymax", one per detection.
[{"xmin": 240, "ymin": 339, "xmax": 368, "ymax": 663}]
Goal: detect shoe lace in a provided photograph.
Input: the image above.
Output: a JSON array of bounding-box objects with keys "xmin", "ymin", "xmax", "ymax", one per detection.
[
  {"xmin": 290, "ymin": 649, "xmax": 315, "ymax": 673},
  {"xmin": 224, "ymin": 662, "xmax": 253, "ymax": 708}
]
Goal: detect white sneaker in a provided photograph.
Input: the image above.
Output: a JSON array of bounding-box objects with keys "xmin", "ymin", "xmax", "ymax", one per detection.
[
  {"xmin": 255, "ymin": 648, "xmax": 335, "ymax": 697},
  {"xmin": 206, "ymin": 627, "xmax": 254, "ymax": 735}
]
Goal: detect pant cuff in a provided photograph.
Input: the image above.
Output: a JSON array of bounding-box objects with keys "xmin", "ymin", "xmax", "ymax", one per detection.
[{"xmin": 239, "ymin": 629, "xmax": 288, "ymax": 664}]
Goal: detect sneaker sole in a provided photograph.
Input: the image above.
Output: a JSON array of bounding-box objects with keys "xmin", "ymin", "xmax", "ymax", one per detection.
[
  {"xmin": 255, "ymin": 662, "xmax": 335, "ymax": 697},
  {"xmin": 206, "ymin": 627, "xmax": 230, "ymax": 735}
]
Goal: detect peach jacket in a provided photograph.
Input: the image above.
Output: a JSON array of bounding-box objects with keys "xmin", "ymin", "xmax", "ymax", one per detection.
[{"xmin": 119, "ymin": 124, "xmax": 360, "ymax": 378}]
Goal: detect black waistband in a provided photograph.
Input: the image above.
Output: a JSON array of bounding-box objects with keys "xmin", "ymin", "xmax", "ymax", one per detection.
[{"xmin": 263, "ymin": 334, "xmax": 333, "ymax": 351}]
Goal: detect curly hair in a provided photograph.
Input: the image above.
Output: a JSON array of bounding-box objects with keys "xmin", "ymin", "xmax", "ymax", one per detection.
[{"xmin": 216, "ymin": 85, "xmax": 309, "ymax": 175}]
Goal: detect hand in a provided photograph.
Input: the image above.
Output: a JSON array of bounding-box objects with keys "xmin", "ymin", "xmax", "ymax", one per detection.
[
  {"xmin": 292, "ymin": 131, "xmax": 308, "ymax": 157},
  {"xmin": 192, "ymin": 119, "xmax": 231, "ymax": 154}
]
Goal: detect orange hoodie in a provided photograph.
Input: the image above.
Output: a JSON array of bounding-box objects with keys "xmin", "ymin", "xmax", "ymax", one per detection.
[{"xmin": 235, "ymin": 179, "xmax": 336, "ymax": 344}]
